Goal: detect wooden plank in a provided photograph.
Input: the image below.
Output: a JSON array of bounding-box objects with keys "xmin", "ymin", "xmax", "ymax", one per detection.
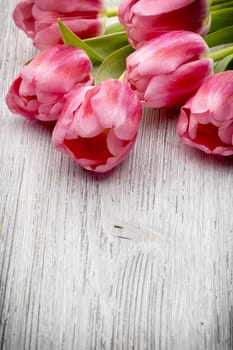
[{"xmin": 0, "ymin": 1, "xmax": 233, "ymax": 349}]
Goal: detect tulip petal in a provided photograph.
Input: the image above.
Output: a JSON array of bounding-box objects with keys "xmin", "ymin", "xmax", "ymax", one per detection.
[
  {"xmin": 218, "ymin": 122, "xmax": 233, "ymax": 144},
  {"xmin": 191, "ymin": 71, "xmax": 233, "ymax": 123},
  {"xmin": 35, "ymin": 0, "xmax": 104, "ymax": 13},
  {"xmin": 90, "ymin": 80, "xmax": 122, "ymax": 128},
  {"xmin": 129, "ymin": 31, "xmax": 209, "ymax": 76},
  {"xmin": 144, "ymin": 58, "xmax": 212, "ymax": 108},
  {"xmin": 52, "ymin": 79, "xmax": 142, "ymax": 172},
  {"xmin": 12, "ymin": 0, "xmax": 106, "ymax": 50},
  {"xmin": 6, "ymin": 46, "xmax": 93, "ymax": 122},
  {"xmin": 177, "ymin": 71, "xmax": 233, "ymax": 156},
  {"xmin": 90, "ymin": 79, "xmax": 142, "ymax": 140},
  {"xmin": 107, "ymin": 129, "xmax": 131, "ymax": 156},
  {"xmin": 13, "ymin": 0, "xmax": 35, "ymax": 38},
  {"xmin": 118, "ymin": 0, "xmax": 210, "ymax": 47}
]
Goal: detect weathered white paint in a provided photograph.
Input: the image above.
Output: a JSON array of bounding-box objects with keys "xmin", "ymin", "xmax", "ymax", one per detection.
[{"xmin": 1, "ymin": 1, "xmax": 233, "ymax": 349}]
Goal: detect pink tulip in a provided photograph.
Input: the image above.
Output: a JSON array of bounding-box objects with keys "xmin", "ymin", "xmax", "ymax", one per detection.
[
  {"xmin": 6, "ymin": 45, "xmax": 93, "ymax": 122},
  {"xmin": 52, "ymin": 79, "xmax": 142, "ymax": 173},
  {"xmin": 125, "ymin": 30, "xmax": 213, "ymax": 108},
  {"xmin": 118, "ymin": 0, "xmax": 210, "ymax": 48},
  {"xmin": 177, "ymin": 71, "xmax": 233, "ymax": 156},
  {"xmin": 13, "ymin": 0, "xmax": 106, "ymax": 50}
]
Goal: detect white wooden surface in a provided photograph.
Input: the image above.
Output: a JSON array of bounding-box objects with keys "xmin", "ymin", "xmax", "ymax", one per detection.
[{"xmin": 1, "ymin": 1, "xmax": 233, "ymax": 349}]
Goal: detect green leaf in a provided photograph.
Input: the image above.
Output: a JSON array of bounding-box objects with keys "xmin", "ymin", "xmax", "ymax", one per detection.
[
  {"xmin": 205, "ymin": 25, "xmax": 233, "ymax": 47},
  {"xmin": 211, "ymin": 2, "xmax": 233, "ymax": 11},
  {"xmin": 214, "ymin": 53, "xmax": 233, "ymax": 73},
  {"xmin": 209, "ymin": 7, "xmax": 233, "ymax": 33},
  {"xmin": 95, "ymin": 45, "xmax": 134, "ymax": 85},
  {"xmin": 58, "ymin": 20, "xmax": 103, "ymax": 63},
  {"xmin": 84, "ymin": 32, "xmax": 129, "ymax": 59},
  {"xmin": 104, "ymin": 22, "xmax": 125, "ymax": 34},
  {"xmin": 211, "ymin": 0, "xmax": 233, "ymax": 10}
]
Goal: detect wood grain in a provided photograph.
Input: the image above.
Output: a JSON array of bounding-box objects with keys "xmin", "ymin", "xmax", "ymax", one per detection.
[{"xmin": 1, "ymin": 1, "xmax": 233, "ymax": 349}]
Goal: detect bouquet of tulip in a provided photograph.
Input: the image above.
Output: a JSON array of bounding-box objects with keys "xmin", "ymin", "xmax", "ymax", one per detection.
[{"xmin": 6, "ymin": 0, "xmax": 233, "ymax": 172}]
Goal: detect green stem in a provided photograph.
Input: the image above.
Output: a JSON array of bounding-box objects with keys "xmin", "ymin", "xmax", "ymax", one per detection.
[
  {"xmin": 208, "ymin": 45, "xmax": 233, "ymax": 61},
  {"xmin": 106, "ymin": 7, "xmax": 118, "ymax": 17}
]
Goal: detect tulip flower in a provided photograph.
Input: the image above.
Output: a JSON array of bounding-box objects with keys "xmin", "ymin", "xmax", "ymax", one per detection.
[
  {"xmin": 177, "ymin": 71, "xmax": 233, "ymax": 156},
  {"xmin": 52, "ymin": 79, "xmax": 142, "ymax": 173},
  {"xmin": 6, "ymin": 45, "xmax": 93, "ymax": 122},
  {"xmin": 13, "ymin": 0, "xmax": 106, "ymax": 50},
  {"xmin": 125, "ymin": 30, "xmax": 213, "ymax": 108},
  {"xmin": 118, "ymin": 0, "xmax": 210, "ymax": 48}
]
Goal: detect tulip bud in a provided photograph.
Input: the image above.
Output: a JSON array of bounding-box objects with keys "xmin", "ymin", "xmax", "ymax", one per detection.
[
  {"xmin": 118, "ymin": 0, "xmax": 210, "ymax": 48},
  {"xmin": 125, "ymin": 30, "xmax": 213, "ymax": 108},
  {"xmin": 13, "ymin": 0, "xmax": 106, "ymax": 50},
  {"xmin": 52, "ymin": 80, "xmax": 142, "ymax": 173},
  {"xmin": 6, "ymin": 45, "xmax": 93, "ymax": 121},
  {"xmin": 177, "ymin": 71, "xmax": 233, "ymax": 156}
]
